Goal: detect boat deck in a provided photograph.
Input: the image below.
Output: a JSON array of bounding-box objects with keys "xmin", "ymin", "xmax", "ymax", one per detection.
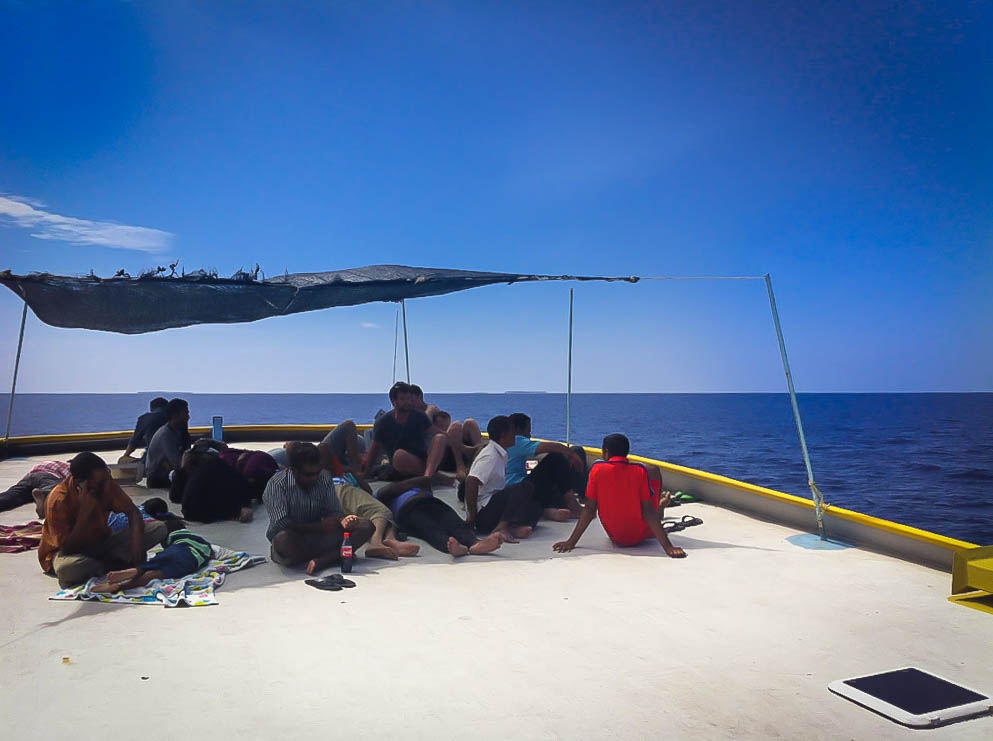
[{"xmin": 2, "ymin": 445, "xmax": 991, "ymax": 740}]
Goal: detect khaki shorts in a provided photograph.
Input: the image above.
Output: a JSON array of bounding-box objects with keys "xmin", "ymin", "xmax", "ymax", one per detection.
[{"xmin": 336, "ymin": 481, "xmax": 393, "ymax": 525}]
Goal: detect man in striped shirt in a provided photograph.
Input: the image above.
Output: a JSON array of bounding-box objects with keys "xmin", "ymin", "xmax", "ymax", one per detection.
[
  {"xmin": 0, "ymin": 460, "xmax": 70, "ymax": 515},
  {"xmin": 263, "ymin": 443, "xmax": 374, "ymax": 575}
]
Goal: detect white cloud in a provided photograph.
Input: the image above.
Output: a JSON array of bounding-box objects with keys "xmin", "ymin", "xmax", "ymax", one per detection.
[
  {"xmin": 0, "ymin": 194, "xmax": 172, "ymax": 253},
  {"xmin": 360, "ymin": 321, "xmax": 381, "ymax": 329}
]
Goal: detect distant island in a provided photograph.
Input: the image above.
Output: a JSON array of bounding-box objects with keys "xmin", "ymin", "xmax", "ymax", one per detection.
[{"xmin": 504, "ymin": 391, "xmax": 549, "ymax": 394}]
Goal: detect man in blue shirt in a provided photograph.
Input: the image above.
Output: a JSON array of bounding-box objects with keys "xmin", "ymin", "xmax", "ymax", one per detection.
[{"xmin": 506, "ymin": 413, "xmax": 586, "ymax": 518}]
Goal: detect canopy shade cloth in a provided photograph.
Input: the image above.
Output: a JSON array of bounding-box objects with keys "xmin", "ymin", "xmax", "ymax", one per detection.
[{"xmin": 0, "ymin": 265, "xmax": 637, "ymax": 334}]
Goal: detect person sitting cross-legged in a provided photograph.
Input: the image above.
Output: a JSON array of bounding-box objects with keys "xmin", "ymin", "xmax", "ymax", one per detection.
[
  {"xmin": 552, "ymin": 434, "xmax": 686, "ymax": 558},
  {"xmin": 375, "ymin": 475, "xmax": 503, "ymax": 558},
  {"xmin": 263, "ymin": 443, "xmax": 375, "ymax": 575},
  {"xmin": 145, "ymin": 398, "xmax": 192, "ymax": 488},
  {"xmin": 38, "ymin": 452, "xmax": 169, "ymax": 588},
  {"xmin": 363, "ymin": 382, "xmax": 452, "ymax": 483}
]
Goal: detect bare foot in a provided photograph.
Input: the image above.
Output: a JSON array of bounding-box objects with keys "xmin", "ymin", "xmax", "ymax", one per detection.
[
  {"xmin": 106, "ymin": 568, "xmax": 140, "ymax": 584},
  {"xmin": 495, "ymin": 528, "xmax": 520, "ymax": 544},
  {"xmin": 468, "ymin": 532, "xmax": 502, "ymax": 555},
  {"xmin": 385, "ymin": 538, "xmax": 420, "ymax": 557},
  {"xmin": 365, "ymin": 545, "xmax": 399, "ymax": 561},
  {"xmin": 32, "ymin": 488, "xmax": 47, "ymax": 519},
  {"xmin": 446, "ymin": 537, "xmax": 470, "ymax": 557},
  {"xmin": 238, "ymin": 507, "xmax": 254, "ymax": 523},
  {"xmin": 544, "ymin": 508, "xmax": 572, "ymax": 522},
  {"xmin": 509, "ymin": 525, "xmax": 533, "ymax": 539},
  {"xmin": 305, "ymin": 559, "xmax": 320, "ymax": 575}
]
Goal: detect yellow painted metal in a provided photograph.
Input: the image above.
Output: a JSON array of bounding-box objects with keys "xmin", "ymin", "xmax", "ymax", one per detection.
[
  {"xmin": 952, "ymin": 545, "xmax": 993, "ymax": 595},
  {"xmin": 947, "ymin": 592, "xmax": 993, "ymax": 616}
]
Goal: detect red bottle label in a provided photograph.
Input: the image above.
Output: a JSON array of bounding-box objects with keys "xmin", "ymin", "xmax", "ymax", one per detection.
[{"xmin": 341, "ymin": 545, "xmax": 353, "ymax": 559}]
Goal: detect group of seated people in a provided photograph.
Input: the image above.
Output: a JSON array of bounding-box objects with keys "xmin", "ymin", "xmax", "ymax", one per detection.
[{"xmin": 1, "ymin": 381, "xmax": 687, "ymax": 591}]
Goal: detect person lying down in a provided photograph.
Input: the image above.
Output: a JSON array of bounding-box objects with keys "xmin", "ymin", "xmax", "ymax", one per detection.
[{"xmin": 90, "ymin": 519, "xmax": 213, "ymax": 593}]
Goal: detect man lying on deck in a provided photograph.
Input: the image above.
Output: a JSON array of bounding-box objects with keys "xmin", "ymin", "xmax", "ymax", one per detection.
[
  {"xmin": 506, "ymin": 412, "xmax": 585, "ymax": 518},
  {"xmin": 38, "ymin": 452, "xmax": 168, "ymax": 587},
  {"xmin": 263, "ymin": 443, "xmax": 375, "ymax": 575},
  {"xmin": 552, "ymin": 434, "xmax": 686, "ymax": 558},
  {"xmin": 463, "ymin": 416, "xmax": 554, "ymax": 542},
  {"xmin": 363, "ymin": 382, "xmax": 452, "ymax": 484},
  {"xmin": 375, "ymin": 475, "xmax": 503, "ymax": 557},
  {"xmin": 144, "ymin": 398, "xmax": 192, "ymax": 488},
  {"xmin": 91, "ymin": 519, "xmax": 213, "ymax": 593},
  {"xmin": 0, "ymin": 460, "xmax": 69, "ymax": 514}
]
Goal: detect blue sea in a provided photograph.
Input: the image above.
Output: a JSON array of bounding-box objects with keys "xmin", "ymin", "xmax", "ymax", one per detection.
[{"xmin": 3, "ymin": 392, "xmax": 991, "ymax": 544}]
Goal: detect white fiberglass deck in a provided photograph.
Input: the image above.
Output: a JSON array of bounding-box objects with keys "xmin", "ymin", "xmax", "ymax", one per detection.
[{"xmin": 1, "ymin": 445, "xmax": 991, "ymax": 740}]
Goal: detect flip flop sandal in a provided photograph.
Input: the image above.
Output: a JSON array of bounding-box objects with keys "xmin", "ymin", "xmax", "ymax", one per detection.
[
  {"xmin": 326, "ymin": 574, "xmax": 357, "ymax": 588},
  {"xmin": 672, "ymin": 492, "xmax": 700, "ymax": 503},
  {"xmin": 662, "ymin": 521, "xmax": 685, "ymax": 533},
  {"xmin": 679, "ymin": 515, "xmax": 704, "ymax": 528},
  {"xmin": 305, "ymin": 577, "xmax": 343, "ymax": 591}
]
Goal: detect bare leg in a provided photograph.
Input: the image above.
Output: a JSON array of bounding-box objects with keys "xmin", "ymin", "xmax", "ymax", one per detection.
[
  {"xmin": 509, "ymin": 525, "xmax": 534, "ymax": 539},
  {"xmin": 423, "ymin": 432, "xmax": 449, "ymax": 480},
  {"xmin": 365, "ymin": 518, "xmax": 399, "ymax": 560},
  {"xmin": 304, "ymin": 518, "xmax": 375, "ymax": 574},
  {"xmin": 392, "ymin": 449, "xmax": 428, "ymax": 475},
  {"xmin": 543, "ymin": 507, "xmax": 572, "ymax": 522},
  {"xmin": 446, "ymin": 422, "xmax": 470, "ymax": 480},
  {"xmin": 492, "ymin": 519, "xmax": 531, "ymax": 543},
  {"xmin": 468, "ymin": 532, "xmax": 502, "ymax": 555},
  {"xmin": 462, "ymin": 418, "xmax": 483, "ymax": 448}
]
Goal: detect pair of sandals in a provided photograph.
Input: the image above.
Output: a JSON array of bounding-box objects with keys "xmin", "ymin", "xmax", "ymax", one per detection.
[
  {"xmin": 305, "ymin": 574, "xmax": 356, "ymax": 591},
  {"xmin": 662, "ymin": 514, "xmax": 704, "ymax": 533}
]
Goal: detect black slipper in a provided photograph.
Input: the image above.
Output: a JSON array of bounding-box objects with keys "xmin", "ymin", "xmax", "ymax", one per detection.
[
  {"xmin": 305, "ymin": 577, "xmax": 343, "ymax": 591},
  {"xmin": 326, "ymin": 574, "xmax": 357, "ymax": 588},
  {"xmin": 679, "ymin": 515, "xmax": 704, "ymax": 528},
  {"xmin": 662, "ymin": 521, "xmax": 685, "ymax": 533}
]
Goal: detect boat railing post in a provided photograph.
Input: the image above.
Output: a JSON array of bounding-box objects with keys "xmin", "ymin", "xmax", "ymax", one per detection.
[
  {"xmin": 566, "ymin": 287, "xmax": 574, "ymax": 445},
  {"xmin": 401, "ymin": 298, "xmax": 411, "ymax": 383},
  {"xmin": 764, "ymin": 274, "xmax": 827, "ymax": 539},
  {"xmin": 3, "ymin": 301, "xmax": 28, "ymax": 447}
]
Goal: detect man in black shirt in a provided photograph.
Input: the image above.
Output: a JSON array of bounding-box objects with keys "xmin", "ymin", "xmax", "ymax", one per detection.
[
  {"xmin": 364, "ymin": 382, "xmax": 452, "ymax": 483},
  {"xmin": 122, "ymin": 397, "xmax": 169, "ymax": 459}
]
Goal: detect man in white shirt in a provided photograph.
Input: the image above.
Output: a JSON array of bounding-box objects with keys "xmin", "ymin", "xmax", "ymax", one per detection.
[{"xmin": 463, "ymin": 416, "xmax": 543, "ymax": 542}]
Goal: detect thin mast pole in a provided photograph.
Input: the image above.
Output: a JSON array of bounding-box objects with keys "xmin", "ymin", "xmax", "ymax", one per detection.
[
  {"xmin": 3, "ymin": 302, "xmax": 28, "ymax": 444},
  {"xmin": 392, "ymin": 307, "xmax": 400, "ymax": 384},
  {"xmin": 566, "ymin": 288, "xmax": 574, "ymax": 445},
  {"xmin": 764, "ymin": 274, "xmax": 826, "ymax": 539},
  {"xmin": 401, "ymin": 299, "xmax": 411, "ymax": 383}
]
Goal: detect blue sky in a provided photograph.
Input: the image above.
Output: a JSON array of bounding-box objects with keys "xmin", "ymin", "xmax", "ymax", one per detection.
[{"xmin": 0, "ymin": 1, "xmax": 990, "ymax": 393}]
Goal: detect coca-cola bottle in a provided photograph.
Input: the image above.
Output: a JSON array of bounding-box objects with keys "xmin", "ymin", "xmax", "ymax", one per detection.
[{"xmin": 340, "ymin": 531, "xmax": 354, "ymax": 574}]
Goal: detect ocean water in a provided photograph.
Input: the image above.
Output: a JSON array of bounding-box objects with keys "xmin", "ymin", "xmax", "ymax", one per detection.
[{"xmin": 2, "ymin": 392, "xmax": 991, "ymax": 544}]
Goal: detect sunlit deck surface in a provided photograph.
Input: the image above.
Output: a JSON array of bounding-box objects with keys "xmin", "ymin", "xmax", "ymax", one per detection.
[{"xmin": 2, "ymin": 444, "xmax": 991, "ymax": 740}]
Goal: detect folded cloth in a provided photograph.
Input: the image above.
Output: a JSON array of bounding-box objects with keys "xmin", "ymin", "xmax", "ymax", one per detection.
[
  {"xmin": 0, "ymin": 521, "xmax": 43, "ymax": 553},
  {"xmin": 49, "ymin": 545, "xmax": 266, "ymax": 607}
]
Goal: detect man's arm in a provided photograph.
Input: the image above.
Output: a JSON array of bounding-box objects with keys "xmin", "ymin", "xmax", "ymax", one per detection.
[
  {"xmin": 536, "ymin": 442, "xmax": 584, "ymax": 469},
  {"xmin": 125, "ymin": 499, "xmax": 146, "ymax": 566},
  {"xmin": 553, "ymin": 499, "xmax": 597, "ymax": 552},
  {"xmin": 464, "ymin": 476, "xmax": 482, "ymax": 527},
  {"xmin": 641, "ymin": 500, "xmax": 686, "ymax": 558},
  {"xmin": 58, "ymin": 491, "xmax": 101, "ymax": 555},
  {"xmin": 376, "ymin": 476, "xmax": 432, "ymax": 504},
  {"xmin": 363, "ymin": 440, "xmax": 383, "ymax": 475}
]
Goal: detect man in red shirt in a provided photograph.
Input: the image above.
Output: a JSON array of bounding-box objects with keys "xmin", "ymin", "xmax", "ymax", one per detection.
[{"xmin": 552, "ymin": 434, "xmax": 686, "ymax": 558}]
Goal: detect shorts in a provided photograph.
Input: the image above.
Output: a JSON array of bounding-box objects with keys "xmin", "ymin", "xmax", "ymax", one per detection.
[
  {"xmin": 141, "ymin": 544, "xmax": 204, "ymax": 579},
  {"xmin": 336, "ymin": 481, "xmax": 393, "ymax": 524}
]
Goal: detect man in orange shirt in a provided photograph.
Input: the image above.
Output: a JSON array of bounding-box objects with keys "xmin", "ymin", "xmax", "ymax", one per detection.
[
  {"xmin": 552, "ymin": 434, "xmax": 686, "ymax": 558},
  {"xmin": 39, "ymin": 452, "xmax": 168, "ymax": 587}
]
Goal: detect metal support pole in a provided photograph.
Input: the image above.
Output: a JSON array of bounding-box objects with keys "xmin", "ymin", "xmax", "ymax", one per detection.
[
  {"xmin": 392, "ymin": 307, "xmax": 400, "ymax": 384},
  {"xmin": 566, "ymin": 288, "xmax": 574, "ymax": 445},
  {"xmin": 3, "ymin": 302, "xmax": 28, "ymax": 444},
  {"xmin": 401, "ymin": 299, "xmax": 411, "ymax": 383},
  {"xmin": 765, "ymin": 274, "xmax": 826, "ymax": 538}
]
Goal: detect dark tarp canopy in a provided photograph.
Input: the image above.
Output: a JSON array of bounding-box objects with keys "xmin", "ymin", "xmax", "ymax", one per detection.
[{"xmin": 0, "ymin": 264, "xmax": 637, "ymax": 334}]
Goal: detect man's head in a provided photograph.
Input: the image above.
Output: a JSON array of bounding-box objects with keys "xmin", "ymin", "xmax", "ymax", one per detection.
[
  {"xmin": 69, "ymin": 451, "xmax": 109, "ymax": 494},
  {"xmin": 409, "ymin": 384, "xmax": 427, "ymax": 411},
  {"xmin": 388, "ymin": 381, "xmax": 413, "ymax": 411},
  {"xmin": 166, "ymin": 398, "xmax": 190, "ymax": 428},
  {"xmin": 288, "ymin": 442, "xmax": 323, "ymax": 490},
  {"xmin": 602, "ymin": 433, "xmax": 630, "ymax": 459},
  {"xmin": 509, "ymin": 413, "xmax": 531, "ymax": 438},
  {"xmin": 432, "ymin": 410, "xmax": 451, "ymax": 430},
  {"xmin": 150, "ymin": 397, "xmax": 168, "ymax": 412},
  {"xmin": 486, "ymin": 415, "xmax": 515, "ymax": 449}
]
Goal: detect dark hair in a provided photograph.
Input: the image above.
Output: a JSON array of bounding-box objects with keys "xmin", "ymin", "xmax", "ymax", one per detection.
[
  {"xmin": 486, "ymin": 415, "xmax": 513, "ymax": 442},
  {"xmin": 69, "ymin": 451, "xmax": 107, "ymax": 481},
  {"xmin": 432, "ymin": 410, "xmax": 451, "ymax": 424},
  {"xmin": 288, "ymin": 442, "xmax": 322, "ymax": 469},
  {"xmin": 389, "ymin": 381, "xmax": 411, "ymax": 402},
  {"xmin": 409, "ymin": 384, "xmax": 423, "ymax": 398},
  {"xmin": 509, "ymin": 413, "xmax": 531, "ymax": 434},
  {"xmin": 602, "ymin": 433, "xmax": 630, "ymax": 458},
  {"xmin": 143, "ymin": 497, "xmax": 169, "ymax": 517},
  {"xmin": 166, "ymin": 398, "xmax": 189, "ymax": 420},
  {"xmin": 150, "ymin": 397, "xmax": 168, "ymax": 411}
]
